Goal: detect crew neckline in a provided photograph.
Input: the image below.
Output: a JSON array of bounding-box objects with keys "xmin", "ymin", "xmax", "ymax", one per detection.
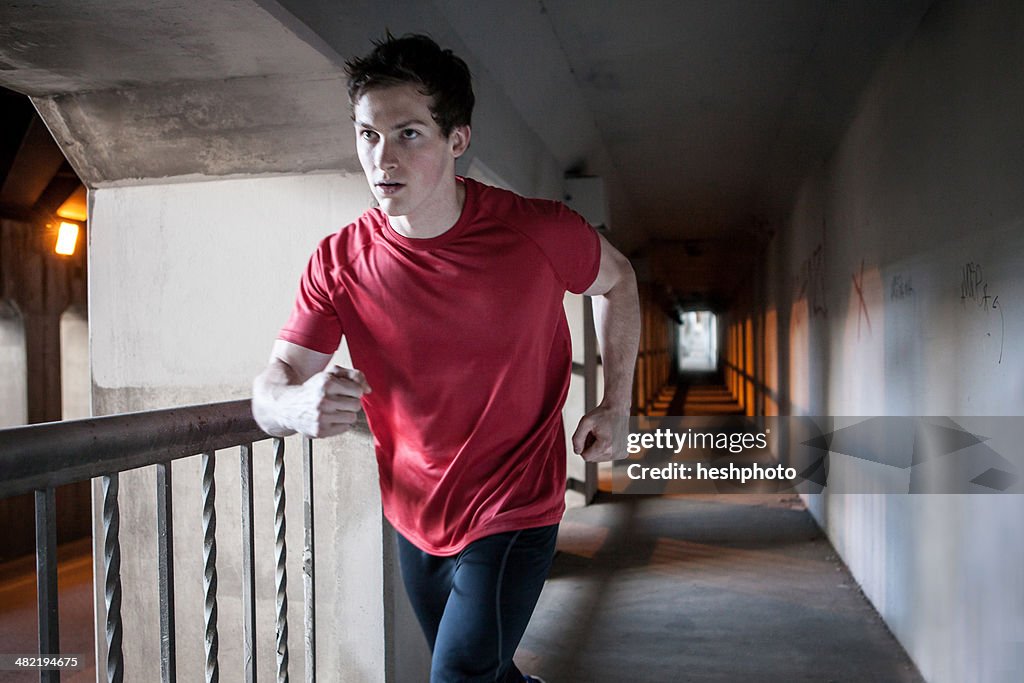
[{"xmin": 382, "ymin": 177, "xmax": 474, "ymax": 250}]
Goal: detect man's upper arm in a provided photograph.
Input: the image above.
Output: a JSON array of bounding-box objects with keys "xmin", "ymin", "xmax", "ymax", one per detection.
[
  {"xmin": 582, "ymin": 233, "xmax": 634, "ymax": 297},
  {"xmin": 269, "ymin": 339, "xmax": 333, "ymax": 383}
]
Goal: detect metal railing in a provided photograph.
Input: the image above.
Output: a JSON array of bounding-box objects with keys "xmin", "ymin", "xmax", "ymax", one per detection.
[{"xmin": 0, "ymin": 399, "xmax": 317, "ymax": 683}]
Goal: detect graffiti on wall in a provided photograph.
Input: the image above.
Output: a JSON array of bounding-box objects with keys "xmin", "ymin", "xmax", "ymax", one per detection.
[
  {"xmin": 960, "ymin": 261, "xmax": 1004, "ymax": 364},
  {"xmin": 795, "ymin": 243, "xmax": 828, "ymax": 319},
  {"xmin": 851, "ymin": 259, "xmax": 872, "ymax": 341},
  {"xmin": 889, "ymin": 274, "xmax": 914, "ymax": 301}
]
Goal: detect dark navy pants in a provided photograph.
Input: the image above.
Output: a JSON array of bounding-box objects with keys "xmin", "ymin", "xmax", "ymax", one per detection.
[{"xmin": 396, "ymin": 524, "xmax": 559, "ymax": 683}]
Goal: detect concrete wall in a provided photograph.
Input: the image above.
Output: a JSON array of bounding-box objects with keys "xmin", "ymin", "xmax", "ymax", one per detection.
[
  {"xmin": 767, "ymin": 1, "xmax": 1024, "ymax": 680},
  {"xmin": 88, "ymin": 173, "xmax": 390, "ymax": 681}
]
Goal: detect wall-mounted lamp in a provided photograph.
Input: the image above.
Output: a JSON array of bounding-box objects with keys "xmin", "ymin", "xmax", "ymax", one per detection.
[{"xmin": 54, "ymin": 221, "xmax": 80, "ymax": 256}]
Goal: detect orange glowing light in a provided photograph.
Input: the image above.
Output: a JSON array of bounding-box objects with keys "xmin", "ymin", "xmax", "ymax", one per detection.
[
  {"xmin": 56, "ymin": 186, "xmax": 88, "ymax": 222},
  {"xmin": 55, "ymin": 221, "xmax": 79, "ymax": 256}
]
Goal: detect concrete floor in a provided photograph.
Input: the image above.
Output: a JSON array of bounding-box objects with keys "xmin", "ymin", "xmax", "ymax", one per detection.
[
  {"xmin": 517, "ymin": 377, "xmax": 923, "ymax": 682},
  {"xmin": 518, "ymin": 492, "xmax": 923, "ymax": 682},
  {"xmin": 0, "ymin": 538, "xmax": 95, "ymax": 683}
]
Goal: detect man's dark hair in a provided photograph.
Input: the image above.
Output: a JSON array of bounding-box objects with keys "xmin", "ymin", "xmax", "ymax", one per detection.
[{"xmin": 346, "ymin": 33, "xmax": 474, "ymax": 137}]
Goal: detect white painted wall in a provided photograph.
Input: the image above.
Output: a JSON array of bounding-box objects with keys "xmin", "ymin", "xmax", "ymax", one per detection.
[
  {"xmin": 770, "ymin": 1, "xmax": 1024, "ymax": 680},
  {"xmin": 88, "ymin": 172, "xmax": 389, "ymax": 682},
  {"xmin": 90, "ymin": 174, "xmax": 370, "ymax": 394}
]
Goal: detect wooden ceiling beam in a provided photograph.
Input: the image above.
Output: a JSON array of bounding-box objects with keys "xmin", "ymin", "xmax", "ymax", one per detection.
[
  {"xmin": 0, "ymin": 200, "xmax": 50, "ymax": 225},
  {"xmin": 0, "ymin": 88, "xmax": 36, "ymax": 188},
  {"xmin": 35, "ymin": 161, "xmax": 82, "ymax": 217},
  {"xmin": 0, "ymin": 117, "xmax": 66, "ymax": 207}
]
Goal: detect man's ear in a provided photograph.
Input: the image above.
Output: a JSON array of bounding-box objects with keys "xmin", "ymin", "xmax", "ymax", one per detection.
[{"xmin": 450, "ymin": 125, "xmax": 471, "ymax": 158}]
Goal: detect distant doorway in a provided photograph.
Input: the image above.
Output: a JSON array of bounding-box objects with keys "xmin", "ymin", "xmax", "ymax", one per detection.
[{"xmin": 678, "ymin": 311, "xmax": 717, "ymax": 372}]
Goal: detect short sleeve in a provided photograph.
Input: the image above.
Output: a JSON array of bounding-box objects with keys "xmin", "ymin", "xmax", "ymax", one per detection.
[
  {"xmin": 277, "ymin": 238, "xmax": 343, "ymax": 354},
  {"xmin": 527, "ymin": 202, "xmax": 602, "ymax": 294}
]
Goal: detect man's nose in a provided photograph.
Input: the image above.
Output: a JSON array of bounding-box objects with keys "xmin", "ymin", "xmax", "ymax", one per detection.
[{"xmin": 375, "ymin": 139, "xmax": 398, "ymax": 170}]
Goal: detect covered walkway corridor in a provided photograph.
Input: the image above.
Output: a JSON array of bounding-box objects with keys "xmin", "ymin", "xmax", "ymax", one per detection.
[
  {"xmin": 524, "ymin": 378, "xmax": 923, "ymax": 682},
  {"xmin": 1, "ymin": 1, "xmax": 1023, "ymax": 681},
  {"xmin": 528, "ymin": 491, "xmax": 921, "ymax": 682}
]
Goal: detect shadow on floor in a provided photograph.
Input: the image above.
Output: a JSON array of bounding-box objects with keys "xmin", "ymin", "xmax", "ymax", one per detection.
[
  {"xmin": 518, "ymin": 376, "xmax": 923, "ymax": 682},
  {"xmin": 519, "ymin": 492, "xmax": 923, "ymax": 683}
]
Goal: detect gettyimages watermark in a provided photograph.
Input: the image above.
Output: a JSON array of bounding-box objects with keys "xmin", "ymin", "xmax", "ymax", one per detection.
[{"xmin": 611, "ymin": 416, "xmax": 1024, "ymax": 494}]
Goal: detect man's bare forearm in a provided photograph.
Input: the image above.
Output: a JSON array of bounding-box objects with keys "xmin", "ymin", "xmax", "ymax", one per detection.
[
  {"xmin": 252, "ymin": 359, "xmax": 301, "ymax": 437},
  {"xmin": 252, "ymin": 341, "xmax": 369, "ymax": 439},
  {"xmin": 592, "ymin": 266, "xmax": 640, "ymax": 413}
]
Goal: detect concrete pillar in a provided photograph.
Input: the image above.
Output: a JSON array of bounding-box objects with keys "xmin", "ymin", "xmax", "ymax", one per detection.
[
  {"xmin": 563, "ymin": 292, "xmax": 597, "ymax": 504},
  {"xmin": 87, "ymin": 174, "xmax": 389, "ymax": 681},
  {"xmin": 0, "ymin": 299, "xmax": 28, "ymax": 428}
]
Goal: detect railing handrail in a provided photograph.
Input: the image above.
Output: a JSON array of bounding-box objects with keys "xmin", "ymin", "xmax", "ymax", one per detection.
[
  {"xmin": 0, "ymin": 399, "xmax": 268, "ymax": 500},
  {"xmin": 1, "ymin": 398, "xmax": 322, "ymax": 681}
]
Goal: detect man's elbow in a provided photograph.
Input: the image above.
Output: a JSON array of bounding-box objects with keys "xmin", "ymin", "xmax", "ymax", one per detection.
[
  {"xmin": 607, "ymin": 256, "xmax": 637, "ymax": 297},
  {"xmin": 620, "ymin": 258, "xmax": 637, "ymax": 286}
]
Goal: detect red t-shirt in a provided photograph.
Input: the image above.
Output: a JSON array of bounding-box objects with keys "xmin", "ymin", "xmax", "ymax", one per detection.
[{"xmin": 278, "ymin": 178, "xmax": 601, "ymax": 554}]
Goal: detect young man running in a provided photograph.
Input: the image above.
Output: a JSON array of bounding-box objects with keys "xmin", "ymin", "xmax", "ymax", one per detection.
[{"xmin": 253, "ymin": 33, "xmax": 639, "ymax": 682}]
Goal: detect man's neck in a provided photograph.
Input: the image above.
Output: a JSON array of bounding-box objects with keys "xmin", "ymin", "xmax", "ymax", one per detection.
[{"xmin": 389, "ymin": 180, "xmax": 467, "ymax": 239}]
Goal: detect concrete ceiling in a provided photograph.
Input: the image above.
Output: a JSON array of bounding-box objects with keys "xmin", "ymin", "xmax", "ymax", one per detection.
[
  {"xmin": 514, "ymin": 1, "xmax": 933, "ymax": 238},
  {"xmin": 0, "ymin": 0, "xmax": 356, "ymax": 182},
  {"xmin": 434, "ymin": 0, "xmax": 932, "ymax": 307},
  {"xmin": 0, "ymin": 0, "xmax": 340, "ymax": 94},
  {"xmin": 0, "ymin": 0, "xmax": 934, "ymax": 309}
]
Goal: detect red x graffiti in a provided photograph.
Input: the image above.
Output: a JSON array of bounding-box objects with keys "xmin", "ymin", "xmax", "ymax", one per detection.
[{"xmin": 852, "ymin": 259, "xmax": 872, "ymax": 340}]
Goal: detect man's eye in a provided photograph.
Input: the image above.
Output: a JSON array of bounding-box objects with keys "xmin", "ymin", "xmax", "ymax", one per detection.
[
  {"xmin": 360, "ymin": 130, "xmax": 378, "ymax": 141},
  {"xmin": 401, "ymin": 129, "xmax": 420, "ymax": 139}
]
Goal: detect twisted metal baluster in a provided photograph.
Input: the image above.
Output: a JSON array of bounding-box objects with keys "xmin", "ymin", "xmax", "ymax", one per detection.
[
  {"xmin": 301, "ymin": 437, "xmax": 316, "ymax": 683},
  {"xmin": 273, "ymin": 438, "xmax": 289, "ymax": 682},
  {"xmin": 201, "ymin": 452, "xmax": 219, "ymax": 683},
  {"xmin": 156, "ymin": 461, "xmax": 177, "ymax": 683},
  {"xmin": 239, "ymin": 444, "xmax": 257, "ymax": 683},
  {"xmin": 103, "ymin": 474, "xmax": 123, "ymax": 683}
]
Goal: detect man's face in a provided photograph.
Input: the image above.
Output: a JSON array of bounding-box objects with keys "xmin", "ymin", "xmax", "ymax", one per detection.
[{"xmin": 353, "ymin": 83, "xmax": 469, "ymax": 226}]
